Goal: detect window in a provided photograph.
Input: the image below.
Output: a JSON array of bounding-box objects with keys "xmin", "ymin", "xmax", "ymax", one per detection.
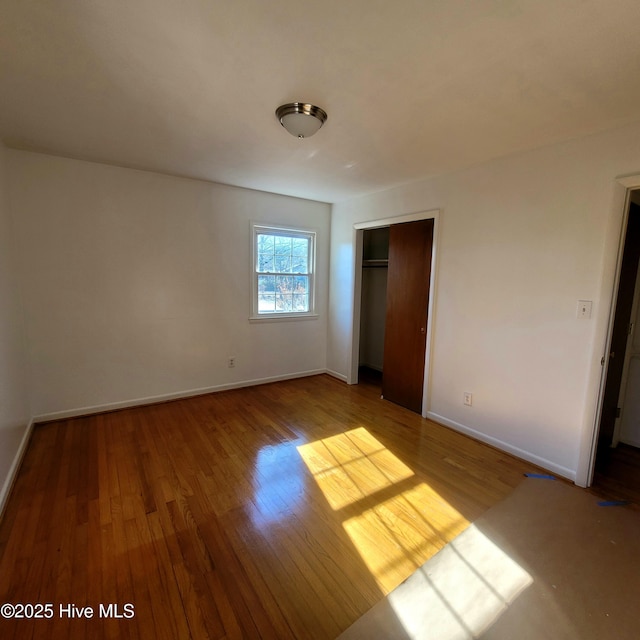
[{"xmin": 251, "ymin": 224, "xmax": 316, "ymax": 318}]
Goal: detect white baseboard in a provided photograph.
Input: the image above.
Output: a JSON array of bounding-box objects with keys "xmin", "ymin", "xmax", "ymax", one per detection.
[
  {"xmin": 325, "ymin": 369, "xmax": 348, "ymax": 383},
  {"xmin": 2, "ymin": 380, "xmax": 577, "ymax": 522},
  {"xmin": 33, "ymin": 369, "xmax": 328, "ymax": 423},
  {"xmin": 427, "ymin": 412, "xmax": 576, "ymax": 482},
  {"xmin": 0, "ymin": 418, "xmax": 35, "ymax": 519},
  {"xmin": 619, "ymin": 437, "xmax": 640, "ymax": 449}
]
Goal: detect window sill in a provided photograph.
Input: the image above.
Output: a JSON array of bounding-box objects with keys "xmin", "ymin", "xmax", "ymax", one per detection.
[{"xmin": 249, "ymin": 313, "xmax": 319, "ymax": 323}]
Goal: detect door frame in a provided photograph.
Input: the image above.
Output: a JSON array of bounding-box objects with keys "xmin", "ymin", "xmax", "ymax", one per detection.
[
  {"xmin": 580, "ymin": 175, "xmax": 640, "ymax": 487},
  {"xmin": 349, "ymin": 209, "xmax": 440, "ymax": 418}
]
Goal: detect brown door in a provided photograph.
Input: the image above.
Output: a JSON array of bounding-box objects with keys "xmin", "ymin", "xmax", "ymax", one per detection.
[{"xmin": 382, "ymin": 219, "xmax": 434, "ymax": 413}]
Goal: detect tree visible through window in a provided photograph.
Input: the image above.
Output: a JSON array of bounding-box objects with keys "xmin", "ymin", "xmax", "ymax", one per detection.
[{"xmin": 253, "ymin": 226, "xmax": 315, "ymax": 316}]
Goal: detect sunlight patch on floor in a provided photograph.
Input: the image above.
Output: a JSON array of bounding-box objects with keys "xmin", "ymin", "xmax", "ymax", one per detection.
[
  {"xmin": 342, "ymin": 481, "xmax": 470, "ymax": 592},
  {"xmin": 385, "ymin": 524, "xmax": 533, "ymax": 639},
  {"xmin": 298, "ymin": 427, "xmax": 470, "ymax": 592},
  {"xmin": 297, "ymin": 427, "xmax": 415, "ymax": 510}
]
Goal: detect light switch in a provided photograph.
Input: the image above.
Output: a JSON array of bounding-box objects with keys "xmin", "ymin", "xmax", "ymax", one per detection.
[{"xmin": 577, "ymin": 300, "xmax": 592, "ymax": 319}]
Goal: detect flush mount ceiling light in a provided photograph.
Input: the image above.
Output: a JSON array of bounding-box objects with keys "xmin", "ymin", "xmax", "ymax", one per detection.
[{"xmin": 275, "ymin": 102, "xmax": 328, "ymax": 139}]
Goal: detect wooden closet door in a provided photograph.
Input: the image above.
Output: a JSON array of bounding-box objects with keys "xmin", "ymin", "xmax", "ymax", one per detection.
[{"xmin": 382, "ymin": 219, "xmax": 434, "ymax": 413}]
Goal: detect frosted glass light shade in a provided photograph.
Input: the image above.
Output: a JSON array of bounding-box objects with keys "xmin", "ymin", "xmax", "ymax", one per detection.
[{"xmin": 276, "ymin": 103, "xmax": 327, "ymax": 139}]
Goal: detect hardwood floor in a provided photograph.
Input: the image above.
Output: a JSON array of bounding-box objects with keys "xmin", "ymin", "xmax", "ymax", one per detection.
[
  {"xmin": 592, "ymin": 443, "xmax": 640, "ymax": 506},
  {"xmin": 0, "ymin": 374, "xmax": 536, "ymax": 639}
]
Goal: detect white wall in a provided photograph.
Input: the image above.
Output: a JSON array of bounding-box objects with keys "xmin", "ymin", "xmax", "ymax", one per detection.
[
  {"xmin": 8, "ymin": 151, "xmax": 331, "ymax": 418},
  {"xmin": 6, "ymin": 120, "xmax": 640, "ymax": 488},
  {"xmin": 329, "ymin": 121, "xmax": 640, "ymax": 482},
  {"xmin": 0, "ymin": 143, "xmax": 31, "ymax": 512}
]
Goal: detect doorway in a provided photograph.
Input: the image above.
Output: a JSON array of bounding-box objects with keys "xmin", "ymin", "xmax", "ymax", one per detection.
[
  {"xmin": 352, "ymin": 210, "xmax": 439, "ymax": 417},
  {"xmin": 593, "ymin": 195, "xmax": 640, "ymax": 502}
]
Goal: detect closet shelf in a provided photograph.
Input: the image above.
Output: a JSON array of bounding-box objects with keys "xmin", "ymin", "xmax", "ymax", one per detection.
[{"xmin": 362, "ymin": 259, "xmax": 389, "ymax": 268}]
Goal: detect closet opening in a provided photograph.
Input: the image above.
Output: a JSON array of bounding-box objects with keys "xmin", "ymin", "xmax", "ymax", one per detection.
[{"xmin": 358, "ymin": 227, "xmax": 389, "ymax": 392}]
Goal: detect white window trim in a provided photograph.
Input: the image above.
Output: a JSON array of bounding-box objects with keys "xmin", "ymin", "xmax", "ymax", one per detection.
[{"xmin": 250, "ymin": 223, "xmax": 317, "ymax": 321}]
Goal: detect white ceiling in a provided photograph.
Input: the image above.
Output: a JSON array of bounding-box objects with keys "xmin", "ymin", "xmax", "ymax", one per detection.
[{"xmin": 2, "ymin": 1, "xmax": 640, "ymax": 203}]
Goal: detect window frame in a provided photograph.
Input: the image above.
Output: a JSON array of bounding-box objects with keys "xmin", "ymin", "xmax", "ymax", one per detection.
[{"xmin": 250, "ymin": 223, "xmax": 317, "ymax": 321}]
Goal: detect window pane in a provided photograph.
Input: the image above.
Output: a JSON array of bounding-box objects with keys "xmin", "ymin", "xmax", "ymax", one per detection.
[
  {"xmin": 257, "ymin": 234, "xmax": 274, "ymax": 271},
  {"xmin": 258, "ymin": 274, "xmax": 276, "ymax": 293},
  {"xmin": 291, "ymin": 255, "xmax": 307, "ymax": 274},
  {"xmin": 293, "ymin": 294, "xmax": 308, "ymax": 311},
  {"xmin": 274, "ymin": 236, "xmax": 292, "ymax": 255},
  {"xmin": 276, "ymin": 295, "xmax": 293, "ymax": 312},
  {"xmin": 276, "ymin": 275, "xmax": 294, "ymax": 292},
  {"xmin": 258, "ymin": 253, "xmax": 274, "ymax": 272},
  {"xmin": 294, "ymin": 275, "xmax": 308, "ymax": 293},
  {"xmin": 258, "ymin": 273, "xmax": 276, "ymax": 311},
  {"xmin": 258, "ymin": 233, "xmax": 273, "ymax": 251},
  {"xmin": 258, "ymin": 294, "xmax": 276, "ymax": 312},
  {"xmin": 257, "ymin": 234, "xmax": 274, "ymax": 253},
  {"xmin": 275, "ymin": 254, "xmax": 292, "ymax": 273},
  {"xmin": 292, "ymin": 237, "xmax": 309, "ymax": 257}
]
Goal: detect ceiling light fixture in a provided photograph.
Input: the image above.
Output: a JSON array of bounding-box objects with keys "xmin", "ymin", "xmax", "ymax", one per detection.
[{"xmin": 275, "ymin": 102, "xmax": 328, "ymax": 139}]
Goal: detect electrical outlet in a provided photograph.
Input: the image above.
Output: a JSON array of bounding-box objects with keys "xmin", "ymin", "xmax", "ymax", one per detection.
[
  {"xmin": 228, "ymin": 357, "xmax": 235, "ymax": 368},
  {"xmin": 463, "ymin": 392, "xmax": 472, "ymax": 406}
]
